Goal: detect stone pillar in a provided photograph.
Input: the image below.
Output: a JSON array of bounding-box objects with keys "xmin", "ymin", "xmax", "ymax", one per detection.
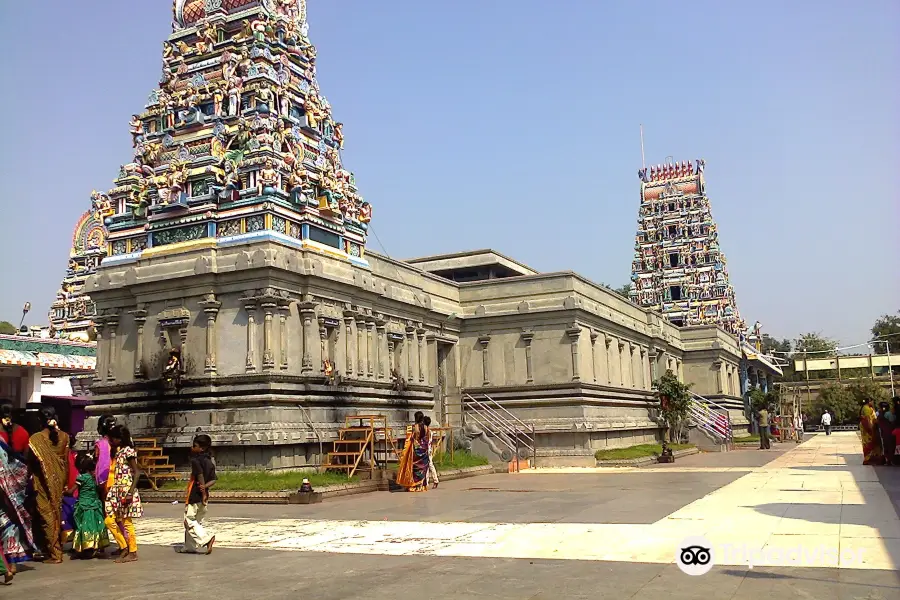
[
  {"xmin": 640, "ymin": 347, "xmax": 649, "ymax": 390},
  {"xmin": 261, "ymin": 298, "xmax": 277, "ymax": 371},
  {"xmin": 318, "ymin": 317, "xmax": 329, "ymax": 374},
  {"xmin": 678, "ymin": 359, "xmax": 685, "ymax": 383},
  {"xmin": 713, "ymin": 361, "xmax": 723, "ymax": 394},
  {"xmin": 406, "ymin": 326, "xmax": 417, "ymax": 383},
  {"xmin": 604, "ymin": 335, "xmax": 613, "ymax": 385},
  {"xmin": 761, "ymin": 370, "xmax": 769, "ymax": 393},
  {"xmin": 590, "ymin": 330, "xmax": 599, "ymax": 383},
  {"xmin": 106, "ymin": 314, "xmax": 119, "ymax": 382},
  {"xmin": 300, "ymin": 303, "xmax": 316, "ymax": 374},
  {"xmin": 630, "ymin": 343, "xmax": 639, "ymax": 388},
  {"xmin": 344, "ymin": 312, "xmax": 355, "ymax": 378},
  {"xmin": 388, "ymin": 338, "xmax": 396, "ymax": 377},
  {"xmin": 354, "ymin": 315, "xmax": 365, "ymax": 378},
  {"xmin": 367, "ymin": 320, "xmax": 376, "ymax": 378},
  {"xmin": 566, "ymin": 326, "xmax": 581, "ymax": 381},
  {"xmin": 478, "ymin": 335, "xmax": 491, "ymax": 386},
  {"xmin": 417, "ymin": 327, "xmax": 426, "ymax": 383},
  {"xmin": 376, "ymin": 320, "xmax": 386, "ymax": 379},
  {"xmin": 618, "ymin": 340, "xmax": 627, "ymax": 387},
  {"xmin": 130, "ymin": 309, "xmax": 148, "ymax": 379},
  {"xmin": 244, "ymin": 299, "xmax": 257, "ymax": 373},
  {"xmin": 521, "ymin": 330, "xmax": 534, "ymax": 383},
  {"xmin": 278, "ymin": 302, "xmax": 290, "ymax": 370},
  {"xmin": 93, "ymin": 324, "xmax": 105, "ymax": 384},
  {"xmin": 199, "ymin": 296, "xmax": 221, "ymax": 375}
]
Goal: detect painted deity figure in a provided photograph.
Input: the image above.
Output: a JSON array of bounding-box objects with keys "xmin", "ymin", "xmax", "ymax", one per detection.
[
  {"xmin": 129, "ymin": 115, "xmax": 144, "ymax": 147},
  {"xmin": 317, "ymin": 168, "xmax": 340, "ymax": 213},
  {"xmin": 256, "ymin": 158, "xmax": 280, "ymax": 196},
  {"xmin": 166, "ymin": 162, "xmax": 189, "ymax": 205},
  {"xmin": 304, "ymin": 94, "xmax": 322, "ymax": 129},
  {"xmin": 286, "ymin": 161, "xmax": 309, "ymax": 204},
  {"xmin": 200, "ymin": 22, "xmax": 218, "ymax": 51},
  {"xmin": 333, "ymin": 122, "xmax": 344, "ymax": 149},
  {"xmin": 256, "ymin": 85, "xmax": 274, "ymax": 112},
  {"xmin": 227, "ymin": 76, "xmax": 243, "ymax": 116},
  {"xmin": 358, "ymin": 201, "xmax": 372, "ymax": 224},
  {"xmin": 91, "ymin": 190, "xmax": 114, "ymax": 218},
  {"xmin": 212, "ymin": 84, "xmax": 226, "ymax": 116}
]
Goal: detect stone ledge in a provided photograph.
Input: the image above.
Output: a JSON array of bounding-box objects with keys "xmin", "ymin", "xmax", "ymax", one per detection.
[
  {"xmin": 595, "ymin": 447, "xmax": 699, "ymax": 467},
  {"xmin": 140, "ymin": 465, "xmax": 497, "ymax": 504}
]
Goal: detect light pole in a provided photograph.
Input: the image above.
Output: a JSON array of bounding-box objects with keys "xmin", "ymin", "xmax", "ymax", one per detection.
[
  {"xmin": 870, "ymin": 339, "xmax": 895, "ymax": 397},
  {"xmin": 18, "ymin": 302, "xmax": 31, "ymax": 332}
]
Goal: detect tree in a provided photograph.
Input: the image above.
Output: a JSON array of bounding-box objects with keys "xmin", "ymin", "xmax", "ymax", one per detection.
[
  {"xmin": 748, "ymin": 387, "xmax": 767, "ymax": 412},
  {"xmin": 871, "ymin": 311, "xmax": 900, "ymax": 354},
  {"xmin": 0, "ymin": 321, "xmax": 16, "ymax": 335},
  {"xmin": 846, "ymin": 379, "xmax": 890, "ymax": 408},
  {"xmin": 794, "ymin": 332, "xmax": 838, "ymax": 356},
  {"xmin": 760, "ymin": 334, "xmax": 792, "ymax": 356},
  {"xmin": 613, "ymin": 283, "xmax": 632, "ymax": 299},
  {"xmin": 810, "ymin": 383, "xmax": 857, "ymax": 425},
  {"xmin": 653, "ymin": 369, "xmax": 693, "ymax": 443}
]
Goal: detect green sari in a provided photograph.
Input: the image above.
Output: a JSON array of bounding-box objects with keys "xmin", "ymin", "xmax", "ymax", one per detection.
[{"xmin": 72, "ymin": 473, "xmax": 109, "ymax": 552}]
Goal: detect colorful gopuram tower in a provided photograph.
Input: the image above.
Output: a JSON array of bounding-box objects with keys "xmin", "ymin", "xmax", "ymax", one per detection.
[
  {"xmin": 96, "ymin": 0, "xmax": 369, "ymax": 265},
  {"xmin": 49, "ymin": 211, "xmax": 107, "ymax": 342},
  {"xmin": 630, "ymin": 159, "xmax": 744, "ymax": 335}
]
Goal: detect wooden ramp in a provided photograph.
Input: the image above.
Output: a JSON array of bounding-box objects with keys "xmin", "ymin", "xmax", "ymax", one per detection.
[
  {"xmin": 321, "ymin": 415, "xmax": 400, "ymax": 478},
  {"xmin": 133, "ymin": 437, "xmax": 179, "ymax": 490}
]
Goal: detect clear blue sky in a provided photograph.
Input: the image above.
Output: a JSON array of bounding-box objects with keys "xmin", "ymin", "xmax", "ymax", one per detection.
[{"xmin": 0, "ymin": 1, "xmax": 897, "ymax": 348}]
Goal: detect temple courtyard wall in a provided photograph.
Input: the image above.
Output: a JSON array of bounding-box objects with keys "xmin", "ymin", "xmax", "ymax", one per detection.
[{"xmin": 83, "ymin": 238, "xmax": 742, "ymax": 468}]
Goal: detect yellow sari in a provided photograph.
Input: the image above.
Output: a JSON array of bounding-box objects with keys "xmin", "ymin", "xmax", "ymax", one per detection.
[{"xmin": 860, "ymin": 404, "xmax": 883, "ymax": 465}]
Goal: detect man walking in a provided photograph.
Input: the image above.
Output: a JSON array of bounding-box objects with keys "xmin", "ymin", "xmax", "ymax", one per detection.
[
  {"xmin": 758, "ymin": 406, "xmax": 771, "ymax": 450},
  {"xmin": 821, "ymin": 410, "xmax": 832, "ymax": 435}
]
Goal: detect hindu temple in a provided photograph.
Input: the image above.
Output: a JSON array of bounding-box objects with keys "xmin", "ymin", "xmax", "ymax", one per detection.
[
  {"xmin": 64, "ymin": 1, "xmax": 766, "ymax": 468},
  {"xmin": 631, "ymin": 160, "xmax": 744, "ymax": 334},
  {"xmin": 49, "ymin": 211, "xmax": 107, "ymax": 343}
]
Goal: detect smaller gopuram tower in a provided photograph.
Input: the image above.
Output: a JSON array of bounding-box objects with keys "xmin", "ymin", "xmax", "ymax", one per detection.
[
  {"xmin": 49, "ymin": 211, "xmax": 108, "ymax": 342},
  {"xmin": 630, "ymin": 159, "xmax": 744, "ymax": 335}
]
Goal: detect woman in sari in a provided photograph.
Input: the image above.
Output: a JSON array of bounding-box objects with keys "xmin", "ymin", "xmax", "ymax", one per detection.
[
  {"xmin": 859, "ymin": 399, "xmax": 883, "ymax": 466},
  {"xmin": 0, "ymin": 404, "xmax": 33, "ymax": 577},
  {"xmin": 94, "ymin": 415, "xmax": 116, "ymax": 499},
  {"xmin": 877, "ymin": 402, "xmax": 896, "ymax": 466},
  {"xmin": 396, "ymin": 412, "xmax": 430, "ymax": 492},
  {"xmin": 27, "ymin": 407, "xmax": 70, "ymax": 563}
]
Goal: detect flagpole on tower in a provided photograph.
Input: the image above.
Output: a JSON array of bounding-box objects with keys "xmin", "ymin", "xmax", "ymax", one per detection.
[{"xmin": 640, "ymin": 124, "xmax": 645, "ymax": 169}]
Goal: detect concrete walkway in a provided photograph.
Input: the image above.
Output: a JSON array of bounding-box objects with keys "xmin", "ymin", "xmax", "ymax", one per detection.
[{"xmin": 129, "ymin": 432, "xmax": 897, "ymax": 571}]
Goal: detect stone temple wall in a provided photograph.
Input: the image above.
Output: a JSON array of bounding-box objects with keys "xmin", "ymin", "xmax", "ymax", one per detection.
[{"xmin": 84, "ymin": 239, "xmax": 740, "ymax": 468}]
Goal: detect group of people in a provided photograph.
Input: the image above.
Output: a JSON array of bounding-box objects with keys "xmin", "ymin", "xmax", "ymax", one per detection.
[
  {"xmin": 859, "ymin": 396, "xmax": 900, "ymax": 466},
  {"xmin": 395, "ymin": 412, "xmax": 440, "ymax": 492},
  {"xmin": 0, "ymin": 407, "xmax": 145, "ymax": 585}
]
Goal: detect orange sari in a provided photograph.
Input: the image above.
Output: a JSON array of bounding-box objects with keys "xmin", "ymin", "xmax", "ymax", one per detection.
[{"xmin": 396, "ymin": 425, "xmax": 429, "ymax": 492}]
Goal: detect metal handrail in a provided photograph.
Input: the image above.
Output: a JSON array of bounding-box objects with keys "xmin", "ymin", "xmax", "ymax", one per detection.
[
  {"xmin": 463, "ymin": 393, "xmax": 537, "ymax": 468},
  {"xmin": 465, "ymin": 395, "xmax": 535, "ymax": 451},
  {"xmin": 470, "ymin": 396, "xmax": 534, "ymax": 449},
  {"xmin": 687, "ymin": 394, "xmax": 733, "ymax": 445},
  {"xmin": 482, "ymin": 394, "xmax": 534, "ymax": 432}
]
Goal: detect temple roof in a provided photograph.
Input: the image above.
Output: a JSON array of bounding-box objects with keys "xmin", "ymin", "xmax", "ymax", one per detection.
[{"xmin": 406, "ymin": 249, "xmax": 538, "ymax": 282}]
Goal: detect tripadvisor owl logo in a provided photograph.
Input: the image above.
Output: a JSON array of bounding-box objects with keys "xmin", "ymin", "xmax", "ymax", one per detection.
[{"xmin": 676, "ymin": 536, "xmax": 714, "ymax": 576}]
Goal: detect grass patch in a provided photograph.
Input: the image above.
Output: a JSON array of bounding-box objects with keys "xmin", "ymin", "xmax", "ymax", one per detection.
[
  {"xmin": 734, "ymin": 434, "xmax": 760, "ymax": 443},
  {"xmin": 594, "ymin": 442, "xmax": 694, "ymax": 461},
  {"xmin": 432, "ymin": 450, "xmax": 490, "ymax": 471},
  {"xmin": 159, "ymin": 471, "xmax": 357, "ymax": 492}
]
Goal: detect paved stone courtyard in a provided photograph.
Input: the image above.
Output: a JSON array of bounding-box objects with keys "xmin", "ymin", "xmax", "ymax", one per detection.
[{"xmin": 9, "ymin": 433, "xmax": 900, "ymax": 599}]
